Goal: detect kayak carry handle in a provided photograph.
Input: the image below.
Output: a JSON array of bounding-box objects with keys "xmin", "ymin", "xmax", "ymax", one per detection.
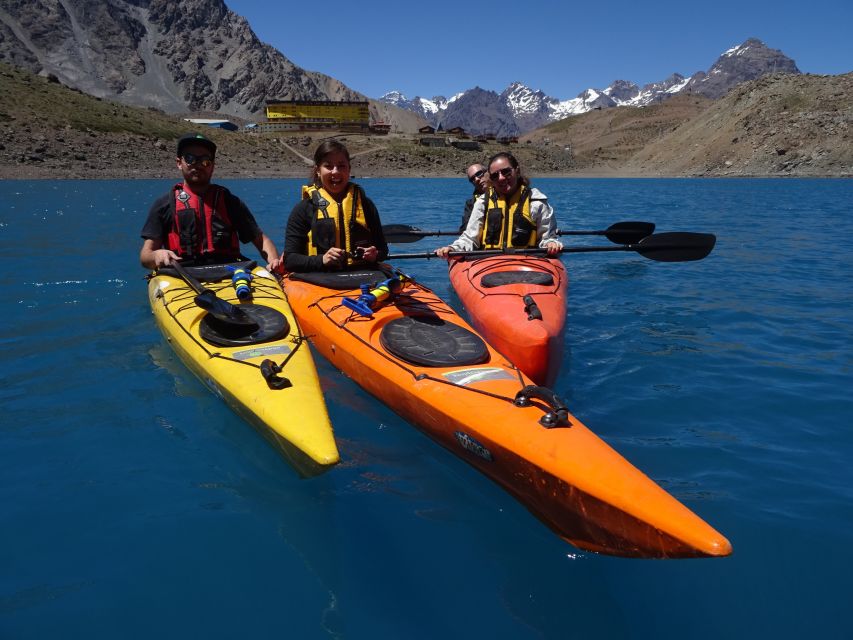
[
  {"xmin": 260, "ymin": 359, "xmax": 293, "ymax": 390},
  {"xmin": 514, "ymin": 385, "xmax": 571, "ymax": 428},
  {"xmin": 523, "ymin": 295, "xmax": 542, "ymax": 321}
]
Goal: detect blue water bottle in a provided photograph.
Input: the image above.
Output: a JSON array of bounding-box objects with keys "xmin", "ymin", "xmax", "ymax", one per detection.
[
  {"xmin": 341, "ymin": 272, "xmax": 410, "ymax": 316},
  {"xmin": 226, "ymin": 265, "xmax": 253, "ymax": 300}
]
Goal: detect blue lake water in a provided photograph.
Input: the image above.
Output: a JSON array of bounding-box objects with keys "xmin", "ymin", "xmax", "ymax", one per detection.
[{"xmin": 1, "ymin": 177, "xmax": 851, "ymax": 638}]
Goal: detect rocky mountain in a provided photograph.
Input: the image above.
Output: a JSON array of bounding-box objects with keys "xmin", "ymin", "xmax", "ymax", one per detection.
[
  {"xmin": 441, "ymin": 87, "xmax": 519, "ymax": 137},
  {"xmin": 519, "ymin": 71, "xmax": 851, "ymax": 178},
  {"xmin": 2, "ymin": 62, "xmax": 849, "ymax": 179},
  {"xmin": 381, "ymin": 38, "xmax": 802, "ymax": 134},
  {"xmin": 380, "ymin": 90, "xmax": 452, "ymax": 121},
  {"xmin": 684, "ymin": 38, "xmax": 801, "ymax": 99},
  {"xmin": 0, "ymin": 0, "xmax": 421, "ymax": 128}
]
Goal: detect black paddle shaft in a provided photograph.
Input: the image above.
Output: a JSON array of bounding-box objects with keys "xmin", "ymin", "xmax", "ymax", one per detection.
[
  {"xmin": 169, "ymin": 261, "xmax": 258, "ymax": 327},
  {"xmin": 382, "ymin": 221, "xmax": 655, "ymax": 245},
  {"xmin": 387, "ymin": 232, "xmax": 716, "ymax": 263}
]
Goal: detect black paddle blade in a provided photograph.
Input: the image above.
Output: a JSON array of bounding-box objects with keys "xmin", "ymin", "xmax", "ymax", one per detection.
[
  {"xmin": 604, "ymin": 221, "xmax": 656, "ymax": 245},
  {"xmin": 634, "ymin": 232, "xmax": 716, "ymax": 262},
  {"xmin": 194, "ymin": 290, "xmax": 259, "ymax": 327}
]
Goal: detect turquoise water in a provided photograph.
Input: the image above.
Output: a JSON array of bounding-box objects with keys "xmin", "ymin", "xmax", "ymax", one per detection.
[{"xmin": 1, "ymin": 178, "xmax": 851, "ymax": 638}]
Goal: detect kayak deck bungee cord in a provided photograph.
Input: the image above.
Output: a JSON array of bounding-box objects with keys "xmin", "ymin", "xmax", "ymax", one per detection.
[
  {"xmin": 448, "ymin": 254, "xmax": 568, "ymax": 387},
  {"xmin": 147, "ymin": 260, "xmax": 339, "ymax": 476}
]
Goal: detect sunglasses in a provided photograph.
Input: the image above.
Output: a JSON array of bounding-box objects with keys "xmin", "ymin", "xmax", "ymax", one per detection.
[
  {"xmin": 489, "ymin": 166, "xmax": 514, "ymax": 181},
  {"xmin": 468, "ymin": 168, "xmax": 487, "ymax": 184},
  {"xmin": 182, "ymin": 153, "xmax": 213, "ymax": 167}
]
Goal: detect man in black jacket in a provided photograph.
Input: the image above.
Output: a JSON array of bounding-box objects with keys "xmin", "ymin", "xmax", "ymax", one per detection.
[{"xmin": 459, "ymin": 162, "xmax": 491, "ymax": 232}]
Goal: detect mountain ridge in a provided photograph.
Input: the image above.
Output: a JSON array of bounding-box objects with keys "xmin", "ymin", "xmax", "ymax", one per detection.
[
  {"xmin": 1, "ymin": 62, "xmax": 848, "ymax": 180},
  {"xmin": 381, "ymin": 38, "xmax": 804, "ymax": 134},
  {"xmin": 0, "ymin": 0, "xmax": 425, "ymax": 131}
]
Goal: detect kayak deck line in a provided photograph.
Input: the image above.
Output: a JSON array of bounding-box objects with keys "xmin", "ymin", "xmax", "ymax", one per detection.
[
  {"xmin": 309, "ymin": 287, "xmax": 528, "ymax": 398},
  {"xmin": 449, "ymin": 255, "xmax": 568, "ymax": 387},
  {"xmin": 148, "ymin": 263, "xmax": 339, "ymax": 476},
  {"xmin": 156, "ymin": 275, "xmax": 302, "ymax": 367},
  {"xmin": 281, "ymin": 269, "xmax": 731, "ymax": 558}
]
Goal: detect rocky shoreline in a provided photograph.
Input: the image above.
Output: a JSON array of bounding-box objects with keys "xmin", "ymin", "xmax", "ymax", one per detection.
[
  {"xmin": 0, "ymin": 129, "xmax": 622, "ymax": 181},
  {"xmin": 2, "ymin": 129, "xmax": 844, "ymax": 181}
]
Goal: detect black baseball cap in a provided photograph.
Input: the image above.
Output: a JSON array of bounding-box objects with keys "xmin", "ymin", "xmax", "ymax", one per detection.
[{"xmin": 177, "ymin": 133, "xmax": 217, "ymax": 157}]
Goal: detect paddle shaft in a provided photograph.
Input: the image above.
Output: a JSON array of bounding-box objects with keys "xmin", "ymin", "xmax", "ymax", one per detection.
[
  {"xmin": 388, "ymin": 232, "xmax": 716, "ymax": 263},
  {"xmin": 170, "ymin": 260, "xmax": 206, "ymax": 295},
  {"xmin": 389, "ymin": 246, "xmax": 635, "ymax": 259},
  {"xmin": 389, "ymin": 229, "xmax": 636, "ymax": 237},
  {"xmin": 168, "ymin": 261, "xmax": 257, "ymax": 326},
  {"xmin": 382, "ymin": 221, "xmax": 655, "ymax": 245}
]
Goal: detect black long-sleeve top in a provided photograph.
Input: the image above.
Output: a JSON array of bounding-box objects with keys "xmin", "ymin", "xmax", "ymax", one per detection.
[{"xmin": 283, "ymin": 192, "xmax": 389, "ymax": 272}]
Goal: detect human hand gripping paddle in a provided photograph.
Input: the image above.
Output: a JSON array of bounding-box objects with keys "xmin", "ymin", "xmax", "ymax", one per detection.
[
  {"xmin": 382, "ymin": 221, "xmax": 656, "ymax": 245},
  {"xmin": 169, "ymin": 261, "xmax": 259, "ymax": 327},
  {"xmin": 386, "ymin": 232, "xmax": 716, "ymax": 263}
]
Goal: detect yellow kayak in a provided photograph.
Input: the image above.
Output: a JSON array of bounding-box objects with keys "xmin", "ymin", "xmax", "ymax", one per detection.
[{"xmin": 147, "ymin": 260, "xmax": 338, "ymax": 476}]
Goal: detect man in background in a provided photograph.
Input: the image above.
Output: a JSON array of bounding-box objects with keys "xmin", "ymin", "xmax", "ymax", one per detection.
[{"xmin": 459, "ymin": 162, "xmax": 491, "ymax": 233}]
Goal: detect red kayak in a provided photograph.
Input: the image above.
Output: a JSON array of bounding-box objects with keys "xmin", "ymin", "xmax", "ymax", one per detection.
[{"xmin": 449, "ymin": 255, "xmax": 567, "ymax": 387}]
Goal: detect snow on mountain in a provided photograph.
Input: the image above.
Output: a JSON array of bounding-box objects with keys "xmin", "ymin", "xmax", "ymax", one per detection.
[{"xmin": 378, "ymin": 38, "xmax": 801, "ymax": 134}]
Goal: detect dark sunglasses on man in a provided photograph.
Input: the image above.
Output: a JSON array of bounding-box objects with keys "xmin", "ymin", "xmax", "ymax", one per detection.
[
  {"xmin": 489, "ymin": 166, "xmax": 514, "ymax": 181},
  {"xmin": 182, "ymin": 153, "xmax": 214, "ymax": 167},
  {"xmin": 468, "ymin": 168, "xmax": 487, "ymax": 184}
]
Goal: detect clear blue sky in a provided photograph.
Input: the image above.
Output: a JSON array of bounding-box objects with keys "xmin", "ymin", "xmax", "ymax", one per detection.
[{"xmin": 225, "ymin": 0, "xmax": 852, "ymax": 100}]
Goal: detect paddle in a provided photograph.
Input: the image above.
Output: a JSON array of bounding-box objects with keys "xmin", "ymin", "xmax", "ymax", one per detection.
[
  {"xmin": 170, "ymin": 261, "xmax": 258, "ymax": 327},
  {"xmin": 387, "ymin": 232, "xmax": 716, "ymax": 263},
  {"xmin": 382, "ymin": 221, "xmax": 656, "ymax": 245}
]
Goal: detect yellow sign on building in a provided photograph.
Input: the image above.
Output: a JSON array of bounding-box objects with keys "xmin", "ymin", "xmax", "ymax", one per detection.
[{"xmin": 264, "ymin": 100, "xmax": 370, "ymax": 132}]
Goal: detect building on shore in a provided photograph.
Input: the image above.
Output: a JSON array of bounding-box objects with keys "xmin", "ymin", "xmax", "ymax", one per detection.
[
  {"xmin": 419, "ymin": 136, "xmax": 447, "ymax": 147},
  {"xmin": 259, "ymin": 100, "xmax": 370, "ymax": 133},
  {"xmin": 446, "ymin": 126, "xmax": 469, "ymax": 138},
  {"xmin": 183, "ymin": 118, "xmax": 238, "ymax": 131},
  {"xmin": 451, "ymin": 140, "xmax": 481, "ymax": 151},
  {"xmin": 369, "ymin": 121, "xmax": 391, "ymax": 134}
]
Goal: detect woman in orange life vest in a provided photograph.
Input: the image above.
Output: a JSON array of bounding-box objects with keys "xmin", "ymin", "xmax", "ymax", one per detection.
[
  {"xmin": 139, "ymin": 132, "xmax": 282, "ymax": 271},
  {"xmin": 435, "ymin": 151, "xmax": 562, "ymax": 258},
  {"xmin": 283, "ymin": 140, "xmax": 388, "ymax": 272}
]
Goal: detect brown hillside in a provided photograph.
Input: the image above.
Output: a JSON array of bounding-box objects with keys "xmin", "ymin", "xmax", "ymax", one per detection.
[
  {"xmin": 623, "ymin": 73, "xmax": 853, "ymax": 176},
  {"xmin": 521, "ymin": 94, "xmax": 715, "ymax": 173}
]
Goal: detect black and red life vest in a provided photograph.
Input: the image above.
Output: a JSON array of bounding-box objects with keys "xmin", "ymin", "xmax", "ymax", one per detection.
[{"xmin": 166, "ymin": 183, "xmax": 240, "ymax": 262}]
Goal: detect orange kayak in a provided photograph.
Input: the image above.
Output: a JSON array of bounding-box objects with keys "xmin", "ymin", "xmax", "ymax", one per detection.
[
  {"xmin": 281, "ymin": 267, "xmax": 731, "ymax": 558},
  {"xmin": 448, "ymin": 255, "xmax": 567, "ymax": 386}
]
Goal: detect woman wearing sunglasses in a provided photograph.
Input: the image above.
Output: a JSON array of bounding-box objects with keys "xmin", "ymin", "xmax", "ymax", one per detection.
[
  {"xmin": 283, "ymin": 140, "xmax": 388, "ymax": 272},
  {"xmin": 436, "ymin": 152, "xmax": 562, "ymax": 257}
]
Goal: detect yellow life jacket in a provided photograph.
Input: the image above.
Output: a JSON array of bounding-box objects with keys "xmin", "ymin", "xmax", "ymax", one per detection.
[
  {"xmin": 480, "ymin": 185, "xmax": 538, "ymax": 249},
  {"xmin": 302, "ymin": 183, "xmax": 373, "ymax": 266}
]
